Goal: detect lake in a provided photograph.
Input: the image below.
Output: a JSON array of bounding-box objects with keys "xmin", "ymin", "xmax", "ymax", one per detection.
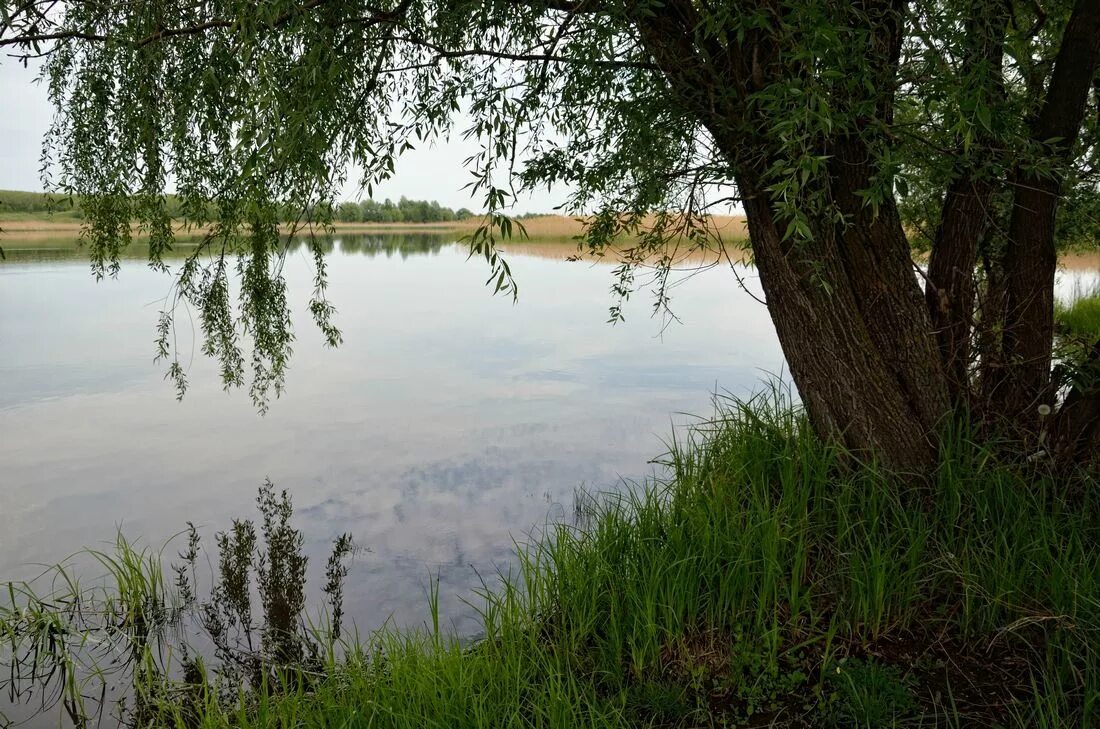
[
  {"xmin": 2, "ymin": 232, "xmax": 1099, "ymax": 725},
  {"xmin": 0, "ymin": 233, "xmax": 786, "ymax": 643}
]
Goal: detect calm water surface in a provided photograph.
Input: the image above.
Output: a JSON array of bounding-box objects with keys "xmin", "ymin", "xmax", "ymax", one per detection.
[
  {"xmin": 0, "ymin": 234, "xmax": 785, "ymax": 640},
  {"xmin": 2, "ymin": 233, "xmax": 1098, "ymax": 724},
  {"xmin": 3, "ymin": 236, "xmax": 1098, "ymax": 638}
]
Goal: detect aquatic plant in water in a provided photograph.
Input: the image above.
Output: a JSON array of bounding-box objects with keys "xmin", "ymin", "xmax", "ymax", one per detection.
[{"xmin": 0, "ymin": 481, "xmax": 354, "ymax": 727}]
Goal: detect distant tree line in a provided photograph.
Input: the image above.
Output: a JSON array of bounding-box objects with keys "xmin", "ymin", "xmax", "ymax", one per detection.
[
  {"xmin": 335, "ymin": 197, "xmax": 474, "ymax": 223},
  {"xmin": 0, "ymin": 189, "xmax": 86, "ymax": 217},
  {"xmin": 0, "ymin": 190, "xmax": 476, "ymax": 224}
]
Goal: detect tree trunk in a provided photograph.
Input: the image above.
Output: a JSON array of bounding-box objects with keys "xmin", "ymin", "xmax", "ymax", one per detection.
[
  {"xmin": 635, "ymin": 0, "xmax": 1098, "ymax": 470},
  {"xmin": 739, "ymin": 176, "xmax": 951, "ymax": 472},
  {"xmin": 732, "ymin": 1, "xmax": 952, "ymax": 471},
  {"xmin": 927, "ymin": 177, "xmax": 994, "ymax": 403},
  {"xmin": 989, "ymin": 0, "xmax": 1100, "ymax": 434},
  {"xmin": 925, "ymin": 2, "xmax": 1009, "ymax": 405},
  {"xmin": 636, "ymin": 0, "xmax": 952, "ymax": 471}
]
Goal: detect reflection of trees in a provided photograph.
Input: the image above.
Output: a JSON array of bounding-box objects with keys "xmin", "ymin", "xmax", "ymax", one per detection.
[
  {"xmin": 1, "ymin": 234, "xmax": 451, "ymax": 264},
  {"xmin": 331, "ymin": 234, "xmax": 449, "ymax": 258},
  {"xmin": 0, "ymin": 241, "xmax": 202, "ymax": 264}
]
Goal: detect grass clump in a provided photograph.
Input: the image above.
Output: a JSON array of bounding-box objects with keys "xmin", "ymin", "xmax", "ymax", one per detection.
[
  {"xmin": 1056, "ymin": 289, "xmax": 1100, "ymax": 342},
  {"xmin": 4, "ymin": 393, "xmax": 1098, "ymax": 727},
  {"xmin": 819, "ymin": 658, "xmax": 917, "ymax": 727},
  {"xmin": 1054, "ymin": 288, "xmax": 1100, "ymax": 406}
]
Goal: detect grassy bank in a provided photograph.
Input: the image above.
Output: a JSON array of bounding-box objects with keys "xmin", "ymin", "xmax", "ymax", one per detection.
[
  {"xmin": 1056, "ymin": 288, "xmax": 1100, "ymax": 342},
  {"xmin": 3, "ymin": 394, "xmax": 1096, "ymax": 727},
  {"xmin": 1055, "ymin": 289, "xmax": 1100, "ymax": 387}
]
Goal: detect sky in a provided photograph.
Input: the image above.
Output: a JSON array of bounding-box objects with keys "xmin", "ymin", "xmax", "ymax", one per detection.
[{"xmin": 0, "ymin": 59, "xmax": 570, "ymax": 214}]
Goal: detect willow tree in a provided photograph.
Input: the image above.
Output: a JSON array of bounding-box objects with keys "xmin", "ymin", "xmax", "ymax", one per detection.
[{"xmin": 2, "ymin": 0, "xmax": 1098, "ymax": 471}]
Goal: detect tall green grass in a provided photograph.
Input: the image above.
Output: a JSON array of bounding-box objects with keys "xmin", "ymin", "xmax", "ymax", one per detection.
[
  {"xmin": 1054, "ymin": 287, "xmax": 1100, "ymax": 399},
  {"xmin": 1056, "ymin": 288, "xmax": 1100, "ymax": 342},
  {"xmin": 4, "ymin": 393, "xmax": 1097, "ymax": 727},
  {"xmin": 0, "ymin": 533, "xmax": 190, "ymax": 724}
]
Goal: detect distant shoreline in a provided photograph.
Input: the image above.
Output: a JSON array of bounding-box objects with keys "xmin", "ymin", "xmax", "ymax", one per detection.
[
  {"xmin": 5, "ymin": 217, "xmax": 1098, "ymax": 273},
  {"xmin": 2, "ymin": 217, "xmax": 1097, "ymax": 271},
  {"xmin": 0, "ymin": 218, "xmax": 473, "ymax": 234},
  {"xmin": 0, "ymin": 213, "xmax": 753, "ymax": 243}
]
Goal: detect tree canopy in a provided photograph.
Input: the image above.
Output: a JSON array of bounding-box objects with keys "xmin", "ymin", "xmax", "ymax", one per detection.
[{"xmin": 1, "ymin": 0, "xmax": 1098, "ymax": 467}]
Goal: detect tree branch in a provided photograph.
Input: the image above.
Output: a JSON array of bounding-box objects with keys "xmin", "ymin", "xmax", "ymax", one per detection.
[
  {"xmin": 384, "ymin": 34, "xmax": 659, "ymax": 70},
  {"xmin": 0, "ymin": 0, "xmax": 415, "ymax": 49}
]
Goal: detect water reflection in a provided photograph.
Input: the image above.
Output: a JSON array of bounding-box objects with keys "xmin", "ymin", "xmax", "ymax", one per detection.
[
  {"xmin": 1, "ymin": 232, "xmax": 1097, "ymax": 725},
  {"xmin": 0, "ymin": 231, "xmax": 452, "ymax": 263},
  {"xmin": 2, "ymin": 234, "xmax": 1096, "ymax": 635},
  {"xmin": 0, "ymin": 234, "xmax": 783, "ymax": 645}
]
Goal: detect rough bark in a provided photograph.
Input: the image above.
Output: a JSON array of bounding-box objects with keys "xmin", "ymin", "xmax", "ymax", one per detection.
[
  {"xmin": 739, "ymin": 180, "xmax": 950, "ymax": 472},
  {"xmin": 925, "ymin": 2, "xmax": 1009, "ymax": 405},
  {"xmin": 629, "ymin": 0, "xmax": 1100, "ymax": 468},
  {"xmin": 827, "ymin": 137, "xmax": 953, "ymax": 442},
  {"xmin": 927, "ymin": 177, "xmax": 995, "ymax": 401},
  {"xmin": 977, "ymin": 239, "xmax": 1008, "ymax": 412},
  {"xmin": 991, "ymin": 0, "xmax": 1100, "ymax": 433},
  {"xmin": 636, "ymin": 0, "xmax": 951, "ymax": 471}
]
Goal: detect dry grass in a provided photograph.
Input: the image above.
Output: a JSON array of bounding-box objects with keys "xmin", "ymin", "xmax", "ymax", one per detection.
[
  {"xmin": 1059, "ymin": 251, "xmax": 1100, "ymax": 271},
  {"xmin": 295, "ymin": 213, "xmax": 751, "ymax": 243},
  {"xmin": 499, "ymin": 239, "xmax": 753, "ymax": 266},
  {"xmin": 509, "ymin": 214, "xmax": 749, "ymax": 241}
]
